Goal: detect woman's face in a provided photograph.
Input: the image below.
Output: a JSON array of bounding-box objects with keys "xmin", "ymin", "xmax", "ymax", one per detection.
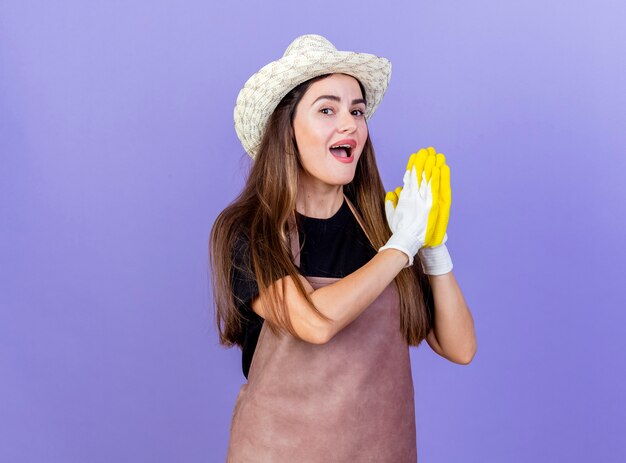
[{"xmin": 292, "ymin": 73, "xmax": 368, "ymax": 189}]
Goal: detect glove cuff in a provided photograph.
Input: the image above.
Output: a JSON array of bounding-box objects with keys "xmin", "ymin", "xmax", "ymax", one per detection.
[
  {"xmin": 418, "ymin": 243, "xmax": 453, "ymax": 275},
  {"xmin": 379, "ymin": 232, "xmax": 423, "ymax": 268}
]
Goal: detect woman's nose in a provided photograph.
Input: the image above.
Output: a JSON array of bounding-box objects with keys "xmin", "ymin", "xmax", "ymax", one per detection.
[{"xmin": 338, "ymin": 109, "xmax": 357, "ymax": 133}]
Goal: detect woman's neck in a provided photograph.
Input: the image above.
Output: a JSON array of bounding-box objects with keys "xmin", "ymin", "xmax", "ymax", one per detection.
[{"xmin": 295, "ymin": 183, "xmax": 344, "ymax": 219}]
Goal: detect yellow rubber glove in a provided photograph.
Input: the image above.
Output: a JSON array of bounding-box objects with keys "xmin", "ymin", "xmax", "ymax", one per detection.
[
  {"xmin": 385, "ymin": 147, "xmax": 441, "ymax": 245},
  {"xmin": 428, "ymin": 152, "xmax": 451, "ymax": 247},
  {"xmin": 385, "ymin": 147, "xmax": 453, "ymax": 274},
  {"xmin": 380, "ymin": 152, "xmax": 438, "ymax": 267}
]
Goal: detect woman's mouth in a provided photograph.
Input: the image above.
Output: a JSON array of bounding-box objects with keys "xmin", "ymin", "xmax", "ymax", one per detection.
[{"xmin": 329, "ymin": 145, "xmax": 354, "ymax": 164}]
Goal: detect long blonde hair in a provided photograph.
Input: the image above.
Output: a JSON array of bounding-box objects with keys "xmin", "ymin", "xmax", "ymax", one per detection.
[{"xmin": 209, "ymin": 74, "xmax": 434, "ymax": 348}]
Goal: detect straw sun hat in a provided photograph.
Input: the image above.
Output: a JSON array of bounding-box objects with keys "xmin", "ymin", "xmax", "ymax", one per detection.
[{"xmin": 233, "ymin": 34, "xmax": 392, "ymax": 159}]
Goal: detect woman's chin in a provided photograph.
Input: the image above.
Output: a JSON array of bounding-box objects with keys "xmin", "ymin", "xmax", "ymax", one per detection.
[
  {"xmin": 334, "ymin": 175, "xmax": 356, "ymax": 187},
  {"xmin": 299, "ymin": 170, "xmax": 354, "ymax": 187}
]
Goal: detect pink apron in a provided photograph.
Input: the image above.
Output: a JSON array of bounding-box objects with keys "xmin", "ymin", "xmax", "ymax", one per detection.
[{"xmin": 227, "ymin": 197, "xmax": 417, "ymax": 462}]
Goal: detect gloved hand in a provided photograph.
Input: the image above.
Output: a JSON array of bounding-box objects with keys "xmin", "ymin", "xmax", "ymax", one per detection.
[
  {"xmin": 385, "ymin": 147, "xmax": 453, "ymax": 275},
  {"xmin": 378, "ymin": 149, "xmax": 440, "ymax": 267}
]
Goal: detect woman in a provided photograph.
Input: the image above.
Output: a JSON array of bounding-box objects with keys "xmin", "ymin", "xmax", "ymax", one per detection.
[{"xmin": 210, "ymin": 34, "xmax": 476, "ymax": 462}]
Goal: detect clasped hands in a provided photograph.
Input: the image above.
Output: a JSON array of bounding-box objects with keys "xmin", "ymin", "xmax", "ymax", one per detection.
[{"xmin": 379, "ymin": 146, "xmax": 453, "ymax": 275}]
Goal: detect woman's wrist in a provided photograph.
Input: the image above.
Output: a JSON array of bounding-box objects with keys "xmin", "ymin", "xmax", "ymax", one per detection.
[
  {"xmin": 378, "ymin": 246, "xmax": 410, "ymax": 268},
  {"xmin": 418, "ymin": 244, "xmax": 453, "ymax": 275}
]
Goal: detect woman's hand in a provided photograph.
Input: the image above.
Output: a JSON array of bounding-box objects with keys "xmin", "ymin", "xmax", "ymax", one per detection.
[
  {"xmin": 384, "ymin": 147, "xmax": 454, "ymax": 274},
  {"xmin": 378, "ymin": 149, "xmax": 440, "ymax": 267}
]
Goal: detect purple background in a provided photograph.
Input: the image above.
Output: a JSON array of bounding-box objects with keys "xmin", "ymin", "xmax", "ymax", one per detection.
[{"xmin": 1, "ymin": 1, "xmax": 625, "ymax": 461}]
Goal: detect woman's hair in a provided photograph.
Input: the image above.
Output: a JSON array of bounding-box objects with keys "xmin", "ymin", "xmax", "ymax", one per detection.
[{"xmin": 210, "ymin": 73, "xmax": 434, "ymax": 348}]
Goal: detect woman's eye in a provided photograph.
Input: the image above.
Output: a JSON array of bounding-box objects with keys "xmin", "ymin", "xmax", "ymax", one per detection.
[{"xmin": 320, "ymin": 108, "xmax": 365, "ymax": 116}]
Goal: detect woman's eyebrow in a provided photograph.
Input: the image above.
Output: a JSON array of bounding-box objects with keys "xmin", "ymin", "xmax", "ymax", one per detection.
[{"xmin": 311, "ymin": 95, "xmax": 366, "ymax": 106}]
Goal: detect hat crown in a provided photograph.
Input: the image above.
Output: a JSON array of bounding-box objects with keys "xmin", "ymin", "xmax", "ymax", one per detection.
[{"xmin": 282, "ymin": 34, "xmax": 337, "ymax": 58}]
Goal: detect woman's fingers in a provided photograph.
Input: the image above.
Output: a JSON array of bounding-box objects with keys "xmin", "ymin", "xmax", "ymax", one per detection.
[
  {"xmin": 424, "ymin": 148, "xmax": 437, "ymax": 183},
  {"xmin": 385, "ymin": 191, "xmax": 397, "ymax": 227},
  {"xmin": 440, "ymin": 163, "xmax": 451, "ymax": 206},
  {"xmin": 431, "ymin": 162, "xmax": 441, "ymax": 196},
  {"xmin": 435, "ymin": 152, "xmax": 446, "ymax": 168},
  {"xmin": 385, "ymin": 185, "xmax": 406, "ymax": 229},
  {"xmin": 424, "ymin": 165, "xmax": 441, "ymax": 245},
  {"xmin": 406, "ymin": 149, "xmax": 429, "ymax": 188},
  {"xmin": 429, "ymin": 163, "xmax": 451, "ymax": 246},
  {"xmin": 385, "ymin": 190, "xmax": 399, "ymax": 206}
]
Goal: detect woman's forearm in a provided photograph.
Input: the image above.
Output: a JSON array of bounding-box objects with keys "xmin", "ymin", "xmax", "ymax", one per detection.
[
  {"xmin": 311, "ymin": 248, "xmax": 408, "ymax": 342},
  {"xmin": 428, "ymin": 271, "xmax": 477, "ymax": 363}
]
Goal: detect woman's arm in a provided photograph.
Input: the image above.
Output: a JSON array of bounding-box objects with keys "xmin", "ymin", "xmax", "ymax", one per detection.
[
  {"xmin": 425, "ymin": 271, "xmax": 477, "ymax": 364},
  {"xmin": 251, "ymin": 248, "xmax": 409, "ymax": 344}
]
